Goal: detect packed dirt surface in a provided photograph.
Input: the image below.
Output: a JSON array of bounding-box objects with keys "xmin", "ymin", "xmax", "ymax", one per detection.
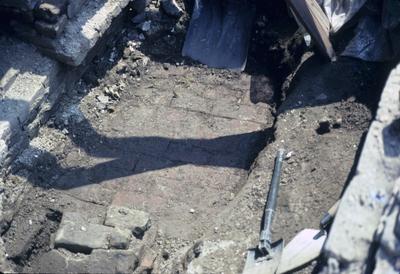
[{"xmin": 0, "ymin": 1, "xmax": 393, "ymax": 273}]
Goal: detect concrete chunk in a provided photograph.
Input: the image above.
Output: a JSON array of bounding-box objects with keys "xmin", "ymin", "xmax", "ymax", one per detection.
[{"xmin": 105, "ymin": 206, "xmax": 151, "ymax": 238}]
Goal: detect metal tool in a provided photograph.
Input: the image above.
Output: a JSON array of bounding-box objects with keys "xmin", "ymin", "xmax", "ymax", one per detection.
[
  {"xmin": 276, "ymin": 199, "xmax": 340, "ymax": 274},
  {"xmin": 182, "ymin": 0, "xmax": 255, "ymax": 71},
  {"xmin": 243, "ymin": 149, "xmax": 286, "ymax": 274}
]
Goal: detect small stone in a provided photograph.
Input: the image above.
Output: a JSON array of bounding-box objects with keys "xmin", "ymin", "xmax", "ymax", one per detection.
[
  {"xmin": 162, "ymin": 250, "xmax": 170, "ymax": 260},
  {"xmin": 54, "ymin": 222, "xmax": 112, "ymax": 253},
  {"xmin": 189, "ymin": 208, "xmax": 195, "ymax": 214}
]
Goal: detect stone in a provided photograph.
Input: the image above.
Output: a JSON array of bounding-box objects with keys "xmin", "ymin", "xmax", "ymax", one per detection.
[
  {"xmin": 20, "ymin": 0, "xmax": 132, "ymax": 66},
  {"xmin": 105, "ymin": 205, "xmax": 151, "ymax": 238},
  {"xmin": 34, "ymin": 14, "xmax": 68, "ymax": 38},
  {"xmin": 54, "ymin": 222, "xmax": 112, "ymax": 253},
  {"xmin": 160, "ymin": 0, "xmax": 183, "ymax": 18},
  {"xmin": 35, "ymin": 0, "xmax": 67, "ymax": 23}
]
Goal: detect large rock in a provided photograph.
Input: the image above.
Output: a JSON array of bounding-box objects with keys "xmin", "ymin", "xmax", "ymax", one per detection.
[{"xmin": 105, "ymin": 206, "xmax": 151, "ymax": 238}]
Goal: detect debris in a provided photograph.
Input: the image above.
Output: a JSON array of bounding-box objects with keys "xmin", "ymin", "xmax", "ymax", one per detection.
[{"xmin": 160, "ymin": 0, "xmax": 184, "ymax": 18}]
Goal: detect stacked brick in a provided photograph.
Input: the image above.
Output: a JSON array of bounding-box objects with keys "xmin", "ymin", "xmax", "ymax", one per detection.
[{"xmin": 0, "ymin": 0, "xmax": 87, "ymax": 39}]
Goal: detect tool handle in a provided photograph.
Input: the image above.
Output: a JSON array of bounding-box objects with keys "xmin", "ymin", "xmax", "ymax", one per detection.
[
  {"xmin": 259, "ymin": 149, "xmax": 285, "ymax": 251},
  {"xmin": 320, "ymin": 199, "xmax": 340, "ymax": 229}
]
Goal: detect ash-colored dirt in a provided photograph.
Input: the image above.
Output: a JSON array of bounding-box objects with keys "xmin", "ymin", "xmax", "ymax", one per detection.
[{"xmin": 0, "ymin": 1, "xmax": 392, "ymax": 273}]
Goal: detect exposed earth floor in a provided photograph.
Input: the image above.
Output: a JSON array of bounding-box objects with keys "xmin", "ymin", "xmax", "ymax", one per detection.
[{"xmin": 0, "ymin": 1, "xmax": 394, "ymax": 273}]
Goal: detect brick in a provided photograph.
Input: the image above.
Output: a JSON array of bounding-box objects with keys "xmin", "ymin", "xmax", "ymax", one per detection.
[{"xmin": 54, "ymin": 222, "xmax": 112, "ymax": 253}]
